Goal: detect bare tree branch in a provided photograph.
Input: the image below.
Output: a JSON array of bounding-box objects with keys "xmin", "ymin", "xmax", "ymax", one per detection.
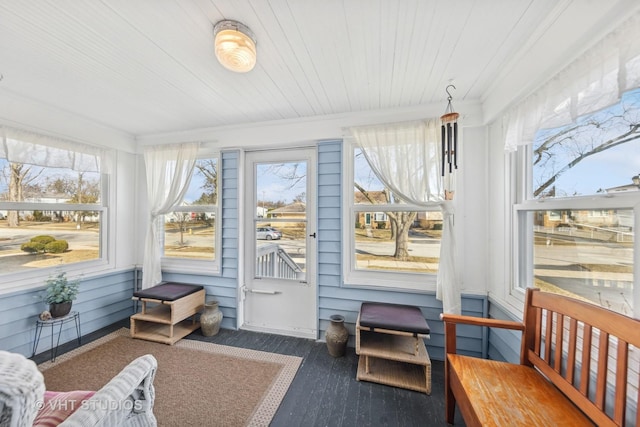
[{"xmin": 534, "ymin": 124, "xmax": 640, "ymax": 197}]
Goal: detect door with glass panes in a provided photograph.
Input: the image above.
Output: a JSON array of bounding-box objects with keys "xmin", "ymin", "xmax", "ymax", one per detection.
[{"xmin": 242, "ymin": 148, "xmax": 317, "ymax": 338}]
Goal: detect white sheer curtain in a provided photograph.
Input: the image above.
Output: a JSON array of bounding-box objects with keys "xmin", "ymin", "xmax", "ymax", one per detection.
[
  {"xmin": 0, "ymin": 125, "xmax": 112, "ymax": 173},
  {"xmin": 350, "ymin": 119, "xmax": 461, "ymax": 314},
  {"xmin": 142, "ymin": 143, "xmax": 199, "ymax": 289},
  {"xmin": 504, "ymin": 9, "xmax": 640, "ymax": 151}
]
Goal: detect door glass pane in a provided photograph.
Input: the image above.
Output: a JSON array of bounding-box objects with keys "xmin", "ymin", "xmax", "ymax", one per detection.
[
  {"xmin": 254, "ymin": 162, "xmax": 307, "ymax": 281},
  {"xmin": 532, "ymin": 208, "xmax": 634, "ymax": 315}
]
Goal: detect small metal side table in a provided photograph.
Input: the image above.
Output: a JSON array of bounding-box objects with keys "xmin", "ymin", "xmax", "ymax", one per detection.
[{"xmin": 32, "ymin": 311, "xmax": 81, "ymax": 362}]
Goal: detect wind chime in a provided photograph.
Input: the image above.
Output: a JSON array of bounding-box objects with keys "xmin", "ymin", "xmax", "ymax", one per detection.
[{"xmin": 440, "ymin": 85, "xmax": 459, "ymax": 197}]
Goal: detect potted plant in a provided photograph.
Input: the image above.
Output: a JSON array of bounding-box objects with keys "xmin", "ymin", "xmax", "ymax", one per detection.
[{"xmin": 43, "ymin": 272, "xmax": 80, "ymax": 318}]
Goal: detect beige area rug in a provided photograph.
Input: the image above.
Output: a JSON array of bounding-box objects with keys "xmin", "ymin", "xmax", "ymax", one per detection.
[{"xmin": 38, "ymin": 328, "xmax": 302, "ymax": 426}]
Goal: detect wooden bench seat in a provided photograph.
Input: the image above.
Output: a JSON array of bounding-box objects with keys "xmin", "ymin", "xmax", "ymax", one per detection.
[
  {"xmin": 442, "ymin": 288, "xmax": 640, "ymax": 427},
  {"xmin": 447, "ymin": 355, "xmax": 594, "ymax": 426}
]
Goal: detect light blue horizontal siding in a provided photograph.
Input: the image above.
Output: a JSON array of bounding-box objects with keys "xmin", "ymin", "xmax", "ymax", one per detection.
[
  {"xmin": 1, "ymin": 269, "xmax": 136, "ymax": 357},
  {"xmin": 161, "ymin": 272, "xmax": 236, "ymax": 331},
  {"xmin": 318, "ymin": 290, "xmax": 484, "ymax": 361},
  {"xmin": 317, "ymin": 141, "xmax": 343, "ymax": 307},
  {"xmin": 316, "ymin": 140, "xmax": 486, "ymax": 361},
  {"xmin": 487, "ymin": 300, "xmax": 522, "ymax": 363}
]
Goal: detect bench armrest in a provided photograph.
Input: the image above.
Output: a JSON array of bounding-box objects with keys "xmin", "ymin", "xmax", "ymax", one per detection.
[
  {"xmin": 440, "ymin": 313, "xmax": 525, "ymax": 357},
  {"xmin": 440, "ymin": 313, "xmax": 524, "ymax": 331}
]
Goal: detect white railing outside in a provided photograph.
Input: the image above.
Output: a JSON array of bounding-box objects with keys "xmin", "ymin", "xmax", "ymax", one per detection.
[{"xmin": 255, "ymin": 243, "xmax": 303, "ymax": 280}]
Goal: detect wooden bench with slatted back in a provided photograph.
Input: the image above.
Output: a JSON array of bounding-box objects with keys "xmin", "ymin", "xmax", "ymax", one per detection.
[{"xmin": 441, "ymin": 288, "xmax": 640, "ymax": 427}]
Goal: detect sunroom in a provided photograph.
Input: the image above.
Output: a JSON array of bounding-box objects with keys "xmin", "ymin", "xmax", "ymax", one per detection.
[{"xmin": 0, "ymin": 1, "xmax": 639, "ymax": 425}]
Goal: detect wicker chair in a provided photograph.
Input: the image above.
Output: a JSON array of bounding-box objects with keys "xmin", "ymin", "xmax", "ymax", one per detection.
[
  {"xmin": 0, "ymin": 351, "xmax": 157, "ymax": 427},
  {"xmin": 0, "ymin": 351, "xmax": 45, "ymax": 427}
]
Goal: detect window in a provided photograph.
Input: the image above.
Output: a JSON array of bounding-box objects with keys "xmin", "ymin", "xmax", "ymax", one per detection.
[
  {"xmin": 515, "ymin": 88, "xmax": 640, "ymax": 316},
  {"xmin": 0, "ymin": 130, "xmax": 110, "ymax": 283},
  {"xmin": 373, "ymin": 212, "xmax": 387, "ymax": 222},
  {"xmin": 161, "ymin": 157, "xmax": 220, "ymax": 273},
  {"xmin": 344, "ymin": 146, "xmax": 441, "ymax": 290}
]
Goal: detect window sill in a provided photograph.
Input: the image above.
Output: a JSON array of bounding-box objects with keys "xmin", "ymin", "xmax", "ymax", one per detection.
[
  {"xmin": 0, "ymin": 259, "xmax": 114, "ymax": 296},
  {"xmin": 161, "ymin": 259, "xmax": 221, "ymax": 276},
  {"xmin": 344, "ymin": 270, "xmax": 437, "ymax": 293}
]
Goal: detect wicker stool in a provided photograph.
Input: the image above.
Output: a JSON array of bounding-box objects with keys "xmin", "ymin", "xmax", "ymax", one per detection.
[
  {"xmin": 0, "ymin": 350, "xmax": 45, "ymax": 427},
  {"xmin": 355, "ymin": 302, "xmax": 432, "ymax": 394}
]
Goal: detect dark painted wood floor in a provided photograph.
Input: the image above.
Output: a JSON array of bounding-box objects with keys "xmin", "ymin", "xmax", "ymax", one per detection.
[{"xmin": 33, "ymin": 321, "xmax": 465, "ymax": 427}]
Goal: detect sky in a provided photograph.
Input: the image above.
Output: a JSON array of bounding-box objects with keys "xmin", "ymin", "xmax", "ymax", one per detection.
[
  {"xmin": 255, "ymin": 162, "xmax": 307, "ymax": 205},
  {"xmin": 545, "ymin": 139, "xmax": 640, "ymax": 196},
  {"xmin": 532, "ymin": 88, "xmax": 640, "ymax": 197}
]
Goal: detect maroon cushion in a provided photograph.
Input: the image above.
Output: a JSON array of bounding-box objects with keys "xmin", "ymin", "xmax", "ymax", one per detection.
[
  {"xmin": 133, "ymin": 282, "xmax": 203, "ymax": 301},
  {"xmin": 359, "ymin": 302, "xmax": 430, "ymax": 335},
  {"xmin": 34, "ymin": 390, "xmax": 96, "ymax": 426}
]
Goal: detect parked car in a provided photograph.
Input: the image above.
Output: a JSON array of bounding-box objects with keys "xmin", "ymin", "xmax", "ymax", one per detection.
[{"xmin": 256, "ymin": 227, "xmax": 282, "ymax": 240}]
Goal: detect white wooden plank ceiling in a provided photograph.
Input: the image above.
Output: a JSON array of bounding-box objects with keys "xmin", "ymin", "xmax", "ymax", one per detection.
[{"xmin": 0, "ymin": 0, "xmax": 637, "ymax": 137}]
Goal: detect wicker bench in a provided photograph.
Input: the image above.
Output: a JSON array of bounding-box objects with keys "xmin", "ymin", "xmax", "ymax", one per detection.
[
  {"xmin": 441, "ymin": 288, "xmax": 640, "ymax": 426},
  {"xmin": 356, "ymin": 302, "xmax": 432, "ymax": 394}
]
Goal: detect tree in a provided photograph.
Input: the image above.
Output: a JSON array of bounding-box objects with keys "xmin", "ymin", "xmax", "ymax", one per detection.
[
  {"xmin": 389, "ymin": 212, "xmax": 417, "ymax": 260},
  {"xmin": 67, "ymin": 173, "xmax": 101, "ymax": 224},
  {"xmin": 265, "ymin": 163, "xmax": 305, "ymax": 190},
  {"xmin": 533, "ymin": 90, "xmax": 640, "ymax": 198},
  {"xmin": 193, "ymin": 159, "xmax": 217, "ymax": 204},
  {"xmin": 173, "ymin": 212, "xmax": 191, "ymax": 246},
  {"xmin": 43, "ymin": 172, "xmax": 100, "ymax": 224},
  {"xmin": 354, "ymin": 182, "xmax": 417, "ymax": 261},
  {"xmin": 65, "ymin": 177, "xmax": 100, "ymax": 204},
  {"xmin": 4, "ymin": 163, "xmax": 43, "ymax": 227},
  {"xmin": 46, "ymin": 176, "xmax": 75, "ymax": 195}
]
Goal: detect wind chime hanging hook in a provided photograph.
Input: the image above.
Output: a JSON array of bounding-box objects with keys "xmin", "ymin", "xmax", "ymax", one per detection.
[
  {"xmin": 440, "ymin": 85, "xmax": 460, "ymax": 179},
  {"xmin": 445, "ymin": 84, "xmax": 455, "ymax": 101},
  {"xmin": 443, "ymin": 84, "xmax": 457, "ymax": 114}
]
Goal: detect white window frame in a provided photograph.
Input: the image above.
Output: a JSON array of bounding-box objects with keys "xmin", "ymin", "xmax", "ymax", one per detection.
[
  {"xmin": 343, "ymin": 142, "xmax": 438, "ymax": 292},
  {"xmin": 160, "ymin": 153, "xmax": 221, "ymax": 276},
  {"xmin": 511, "ymin": 144, "xmax": 640, "ymax": 317},
  {"xmin": 0, "ymin": 172, "xmax": 112, "ymax": 293}
]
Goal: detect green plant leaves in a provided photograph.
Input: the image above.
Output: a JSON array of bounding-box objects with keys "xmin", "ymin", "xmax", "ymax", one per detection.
[{"xmin": 44, "ymin": 272, "xmax": 79, "ymax": 304}]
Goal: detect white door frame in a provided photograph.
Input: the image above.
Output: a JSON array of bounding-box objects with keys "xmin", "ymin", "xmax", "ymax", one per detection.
[{"xmin": 240, "ymin": 147, "xmax": 317, "ymax": 338}]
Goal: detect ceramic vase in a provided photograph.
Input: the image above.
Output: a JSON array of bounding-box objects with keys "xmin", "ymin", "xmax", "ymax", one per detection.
[
  {"xmin": 49, "ymin": 302, "xmax": 72, "ymax": 318},
  {"xmin": 326, "ymin": 314, "xmax": 349, "ymax": 357},
  {"xmin": 201, "ymin": 301, "xmax": 223, "ymax": 337}
]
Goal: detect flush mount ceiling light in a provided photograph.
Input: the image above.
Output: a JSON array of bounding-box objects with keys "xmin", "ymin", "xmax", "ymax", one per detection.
[{"xmin": 213, "ymin": 19, "xmax": 257, "ymax": 73}]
